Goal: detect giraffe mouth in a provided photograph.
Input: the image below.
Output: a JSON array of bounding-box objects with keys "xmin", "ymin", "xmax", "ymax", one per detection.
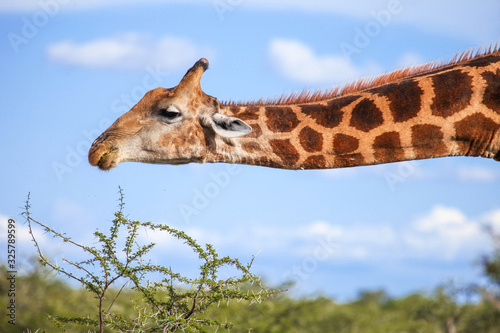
[
  {"xmin": 89, "ymin": 146, "xmax": 119, "ymax": 171},
  {"xmin": 98, "ymin": 149, "xmax": 119, "ymax": 170}
]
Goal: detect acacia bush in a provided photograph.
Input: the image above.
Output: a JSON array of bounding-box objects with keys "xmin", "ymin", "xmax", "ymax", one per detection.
[{"xmin": 22, "ymin": 188, "xmax": 277, "ymax": 332}]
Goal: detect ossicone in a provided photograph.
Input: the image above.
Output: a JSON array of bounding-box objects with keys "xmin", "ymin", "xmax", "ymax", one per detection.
[{"xmin": 175, "ymin": 58, "xmax": 210, "ymax": 94}]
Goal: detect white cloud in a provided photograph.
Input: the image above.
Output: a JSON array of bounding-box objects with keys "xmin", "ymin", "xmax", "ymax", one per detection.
[
  {"xmin": 303, "ymin": 222, "xmax": 398, "ymax": 260},
  {"xmin": 268, "ymin": 38, "xmax": 380, "ymax": 84},
  {"xmin": 404, "ymin": 206, "xmax": 485, "ymax": 260},
  {"xmin": 456, "ymin": 166, "xmax": 498, "ymax": 182},
  {"xmin": 46, "ymin": 33, "xmax": 212, "ymax": 70},
  {"xmin": 303, "ymin": 206, "xmax": 492, "ymax": 262},
  {"xmin": 483, "ymin": 209, "xmax": 500, "ymax": 233}
]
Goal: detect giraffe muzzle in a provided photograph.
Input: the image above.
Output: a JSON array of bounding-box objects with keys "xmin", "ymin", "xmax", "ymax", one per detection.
[{"xmin": 88, "ymin": 142, "xmax": 120, "ymax": 170}]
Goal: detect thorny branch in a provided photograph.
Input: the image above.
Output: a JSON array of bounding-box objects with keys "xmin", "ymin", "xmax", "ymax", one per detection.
[{"xmin": 23, "ymin": 190, "xmax": 280, "ymax": 332}]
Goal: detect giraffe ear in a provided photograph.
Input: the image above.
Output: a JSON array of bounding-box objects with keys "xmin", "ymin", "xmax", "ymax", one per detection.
[{"xmin": 210, "ymin": 113, "xmax": 252, "ymax": 138}]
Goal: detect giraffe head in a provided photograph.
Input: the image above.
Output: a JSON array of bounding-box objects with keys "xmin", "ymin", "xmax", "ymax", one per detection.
[{"xmin": 88, "ymin": 58, "xmax": 252, "ymax": 170}]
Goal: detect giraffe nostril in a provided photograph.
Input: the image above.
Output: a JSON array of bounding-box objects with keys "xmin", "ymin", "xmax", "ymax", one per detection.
[{"xmin": 91, "ymin": 133, "xmax": 108, "ymax": 148}]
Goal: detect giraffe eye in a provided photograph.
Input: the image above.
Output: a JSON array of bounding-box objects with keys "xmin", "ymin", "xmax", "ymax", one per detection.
[{"xmin": 159, "ymin": 107, "xmax": 181, "ymax": 122}]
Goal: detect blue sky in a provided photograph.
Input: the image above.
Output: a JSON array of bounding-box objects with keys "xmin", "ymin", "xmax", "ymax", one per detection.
[{"xmin": 1, "ymin": 0, "xmax": 500, "ymax": 301}]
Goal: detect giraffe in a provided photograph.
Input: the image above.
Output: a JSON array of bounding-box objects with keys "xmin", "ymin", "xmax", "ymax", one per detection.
[{"xmin": 88, "ymin": 47, "xmax": 500, "ymax": 171}]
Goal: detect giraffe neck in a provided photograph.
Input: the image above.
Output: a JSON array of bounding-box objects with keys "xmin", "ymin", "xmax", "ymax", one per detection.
[{"xmin": 209, "ymin": 51, "xmax": 500, "ymax": 169}]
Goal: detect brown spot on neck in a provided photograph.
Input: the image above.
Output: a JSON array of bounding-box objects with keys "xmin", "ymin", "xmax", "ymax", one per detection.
[
  {"xmin": 350, "ymin": 98, "xmax": 384, "ymax": 132},
  {"xmin": 265, "ymin": 107, "xmax": 300, "ymax": 132},
  {"xmin": 241, "ymin": 141, "xmax": 261, "ymax": 153},
  {"xmin": 269, "ymin": 138, "xmax": 300, "ymax": 167},
  {"xmin": 229, "ymin": 105, "xmax": 260, "ymax": 120},
  {"xmin": 247, "ymin": 124, "xmax": 263, "ymax": 138},
  {"xmin": 482, "ymin": 69, "xmax": 500, "ymax": 115},
  {"xmin": 411, "ymin": 124, "xmax": 447, "ymax": 158},
  {"xmin": 454, "ymin": 113, "xmax": 500, "ymax": 157},
  {"xmin": 373, "ymin": 132, "xmax": 405, "ymax": 163},
  {"xmin": 299, "ymin": 126, "xmax": 323, "ymax": 152},
  {"xmin": 430, "ymin": 69, "xmax": 473, "ymax": 118},
  {"xmin": 371, "ymin": 79, "xmax": 423, "ymax": 123},
  {"xmin": 300, "ymin": 95, "xmax": 359, "ymax": 128},
  {"xmin": 333, "ymin": 134, "xmax": 359, "ymax": 155}
]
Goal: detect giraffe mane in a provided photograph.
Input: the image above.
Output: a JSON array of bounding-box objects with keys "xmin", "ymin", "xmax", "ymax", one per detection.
[{"xmin": 222, "ymin": 43, "xmax": 500, "ymax": 107}]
